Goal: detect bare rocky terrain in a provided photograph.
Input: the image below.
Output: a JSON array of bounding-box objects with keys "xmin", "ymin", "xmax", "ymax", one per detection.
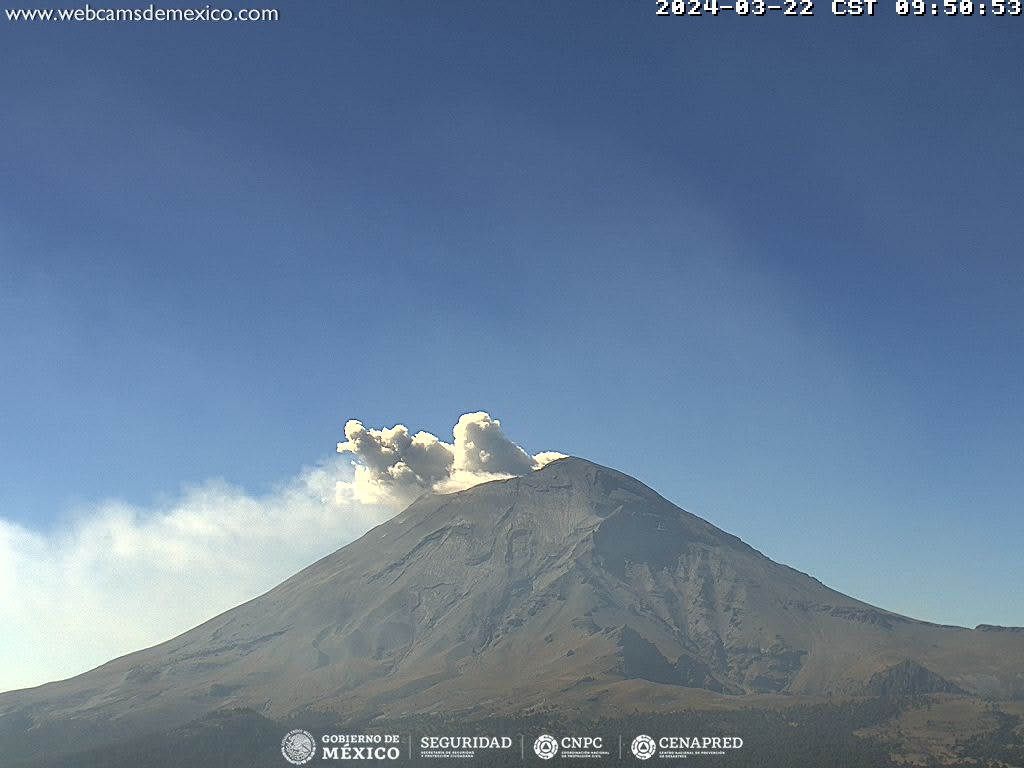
[{"xmin": 2, "ymin": 457, "xmax": 1022, "ymax": 765}]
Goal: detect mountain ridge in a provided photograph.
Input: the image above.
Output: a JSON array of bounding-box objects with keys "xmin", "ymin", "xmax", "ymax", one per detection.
[{"xmin": 2, "ymin": 456, "xmax": 1022, "ymax": 764}]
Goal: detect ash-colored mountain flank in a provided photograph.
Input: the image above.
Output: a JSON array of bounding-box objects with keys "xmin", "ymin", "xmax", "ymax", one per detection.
[{"xmin": 2, "ymin": 457, "xmax": 1022, "ymax": 760}]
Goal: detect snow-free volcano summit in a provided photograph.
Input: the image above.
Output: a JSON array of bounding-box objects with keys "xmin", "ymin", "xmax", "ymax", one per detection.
[{"xmin": 2, "ymin": 457, "xmax": 1023, "ymax": 766}]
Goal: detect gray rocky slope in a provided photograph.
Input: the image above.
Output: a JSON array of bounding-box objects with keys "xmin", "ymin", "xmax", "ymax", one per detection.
[{"xmin": 2, "ymin": 457, "xmax": 1022, "ymax": 759}]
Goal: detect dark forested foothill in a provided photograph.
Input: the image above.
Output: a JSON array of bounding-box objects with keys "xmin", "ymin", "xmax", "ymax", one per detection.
[{"xmin": 18, "ymin": 696, "xmax": 1024, "ymax": 768}]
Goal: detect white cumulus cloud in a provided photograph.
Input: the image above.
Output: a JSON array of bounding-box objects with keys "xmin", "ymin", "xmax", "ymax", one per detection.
[
  {"xmin": 0, "ymin": 459, "xmax": 383, "ymax": 694},
  {"xmin": 337, "ymin": 411, "xmax": 564, "ymax": 504}
]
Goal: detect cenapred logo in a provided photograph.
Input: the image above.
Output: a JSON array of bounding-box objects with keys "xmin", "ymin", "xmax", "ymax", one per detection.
[
  {"xmin": 631, "ymin": 734, "xmax": 657, "ymax": 760},
  {"xmin": 533, "ymin": 734, "xmax": 559, "ymax": 760},
  {"xmin": 282, "ymin": 729, "xmax": 317, "ymax": 765}
]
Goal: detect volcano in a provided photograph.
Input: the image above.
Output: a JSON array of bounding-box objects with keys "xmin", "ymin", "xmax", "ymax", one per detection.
[{"xmin": 2, "ymin": 457, "xmax": 1022, "ymax": 764}]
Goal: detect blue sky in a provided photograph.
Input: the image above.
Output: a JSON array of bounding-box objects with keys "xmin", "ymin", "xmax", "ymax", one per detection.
[{"xmin": 2, "ymin": 1, "xmax": 1023, "ymax": 686}]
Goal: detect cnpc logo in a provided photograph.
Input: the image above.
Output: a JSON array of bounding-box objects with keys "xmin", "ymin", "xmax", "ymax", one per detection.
[
  {"xmin": 533, "ymin": 734, "xmax": 558, "ymax": 760},
  {"xmin": 533, "ymin": 734, "xmax": 605, "ymax": 760}
]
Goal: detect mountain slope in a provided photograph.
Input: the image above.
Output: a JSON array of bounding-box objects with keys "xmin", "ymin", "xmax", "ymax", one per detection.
[{"xmin": 2, "ymin": 457, "xmax": 1022, "ymax": 762}]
